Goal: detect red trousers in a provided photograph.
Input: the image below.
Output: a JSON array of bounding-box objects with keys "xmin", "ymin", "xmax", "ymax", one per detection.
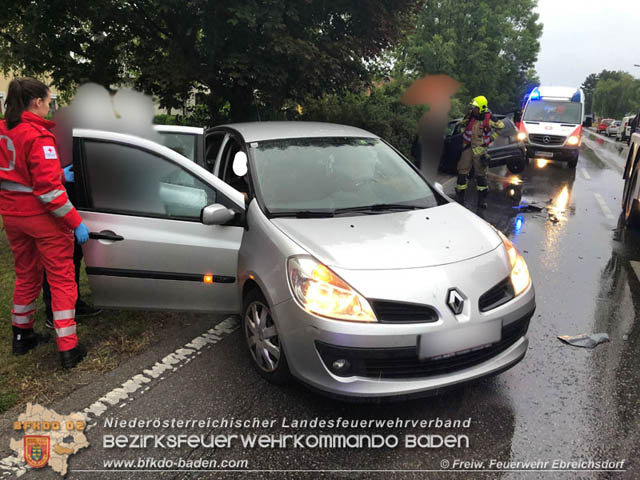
[{"xmin": 3, "ymin": 214, "xmax": 78, "ymax": 352}]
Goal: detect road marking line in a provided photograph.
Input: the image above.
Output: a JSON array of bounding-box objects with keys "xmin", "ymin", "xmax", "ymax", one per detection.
[
  {"xmin": 593, "ymin": 192, "xmax": 616, "ymax": 221},
  {"xmin": 630, "ymin": 261, "xmax": 640, "ymax": 283},
  {"xmin": 0, "ymin": 316, "xmax": 240, "ymax": 477},
  {"xmin": 581, "ymin": 168, "xmax": 591, "ymax": 180}
]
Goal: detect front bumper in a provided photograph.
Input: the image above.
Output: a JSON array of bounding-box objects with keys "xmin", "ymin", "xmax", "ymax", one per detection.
[
  {"xmin": 272, "ymin": 281, "xmax": 535, "ymax": 399},
  {"xmin": 525, "ymin": 143, "xmax": 579, "ymax": 161}
]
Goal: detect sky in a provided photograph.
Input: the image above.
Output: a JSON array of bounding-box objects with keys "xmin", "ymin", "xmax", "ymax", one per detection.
[{"xmin": 534, "ymin": 0, "xmax": 640, "ymax": 87}]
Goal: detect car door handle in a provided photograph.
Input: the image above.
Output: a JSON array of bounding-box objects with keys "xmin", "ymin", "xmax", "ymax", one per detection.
[{"xmin": 89, "ymin": 231, "xmax": 124, "ymax": 241}]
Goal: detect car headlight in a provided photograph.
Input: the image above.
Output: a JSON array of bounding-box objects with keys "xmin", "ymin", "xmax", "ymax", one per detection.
[
  {"xmin": 287, "ymin": 256, "xmax": 377, "ymax": 322},
  {"xmin": 567, "ymin": 135, "xmax": 580, "ymax": 145},
  {"xmin": 497, "ymin": 232, "xmax": 531, "ymax": 296},
  {"xmin": 516, "ymin": 131, "xmax": 527, "ymax": 142}
]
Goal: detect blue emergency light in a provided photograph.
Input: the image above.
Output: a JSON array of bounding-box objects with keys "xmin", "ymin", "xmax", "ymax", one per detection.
[
  {"xmin": 530, "ymin": 88, "xmax": 540, "ymax": 101},
  {"xmin": 514, "ymin": 215, "xmax": 524, "ymax": 233}
]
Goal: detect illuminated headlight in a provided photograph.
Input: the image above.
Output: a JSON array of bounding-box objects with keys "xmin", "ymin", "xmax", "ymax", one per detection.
[
  {"xmin": 567, "ymin": 135, "xmax": 580, "ymax": 146},
  {"xmin": 516, "ymin": 131, "xmax": 527, "ymax": 142},
  {"xmin": 287, "ymin": 256, "xmax": 377, "ymax": 322},
  {"xmin": 497, "ymin": 232, "xmax": 531, "ymax": 296}
]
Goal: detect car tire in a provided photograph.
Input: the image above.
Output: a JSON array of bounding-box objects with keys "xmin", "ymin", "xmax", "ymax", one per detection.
[
  {"xmin": 507, "ymin": 159, "xmax": 526, "ymax": 174},
  {"xmin": 567, "ymin": 153, "xmax": 578, "ymax": 169},
  {"xmin": 243, "ymin": 288, "xmax": 291, "ymax": 384}
]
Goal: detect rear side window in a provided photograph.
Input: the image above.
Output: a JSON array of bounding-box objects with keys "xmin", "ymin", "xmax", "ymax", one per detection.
[{"xmin": 83, "ymin": 140, "xmax": 217, "ymax": 220}]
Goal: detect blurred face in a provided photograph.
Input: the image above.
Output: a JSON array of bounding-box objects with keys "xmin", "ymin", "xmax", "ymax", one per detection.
[{"xmin": 29, "ymin": 91, "xmax": 51, "ymax": 118}]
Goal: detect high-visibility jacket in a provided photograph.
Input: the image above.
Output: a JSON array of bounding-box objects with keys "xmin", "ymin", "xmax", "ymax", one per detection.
[
  {"xmin": 461, "ymin": 112, "xmax": 505, "ymax": 155},
  {"xmin": 0, "ymin": 111, "xmax": 82, "ymax": 230}
]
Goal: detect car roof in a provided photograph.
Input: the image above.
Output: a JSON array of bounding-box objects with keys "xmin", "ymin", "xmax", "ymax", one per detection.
[
  {"xmin": 153, "ymin": 125, "xmax": 204, "ymax": 135},
  {"xmin": 213, "ymin": 121, "xmax": 378, "ymax": 143}
]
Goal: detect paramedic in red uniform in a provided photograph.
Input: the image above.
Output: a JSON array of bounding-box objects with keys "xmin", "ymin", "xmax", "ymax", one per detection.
[{"xmin": 0, "ymin": 78, "xmax": 88, "ymax": 368}]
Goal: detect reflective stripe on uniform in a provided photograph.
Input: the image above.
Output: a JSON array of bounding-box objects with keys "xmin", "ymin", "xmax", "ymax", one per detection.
[
  {"xmin": 51, "ymin": 200, "xmax": 74, "ymax": 218},
  {"xmin": 477, "ymin": 185, "xmax": 489, "ymax": 191},
  {"xmin": 55, "ymin": 325, "xmax": 77, "ymax": 337},
  {"xmin": 11, "ymin": 314, "xmax": 32, "ymax": 325},
  {"xmin": 472, "ymin": 146, "xmax": 486, "ymax": 155},
  {"xmin": 455, "ymin": 183, "xmax": 468, "ymax": 191},
  {"xmin": 53, "ymin": 309, "xmax": 76, "ymax": 321},
  {"xmin": 0, "ymin": 180, "xmax": 33, "ymax": 193},
  {"xmin": 13, "ymin": 302, "xmax": 36, "ymax": 314},
  {"xmin": 38, "ymin": 189, "xmax": 65, "ymax": 204}
]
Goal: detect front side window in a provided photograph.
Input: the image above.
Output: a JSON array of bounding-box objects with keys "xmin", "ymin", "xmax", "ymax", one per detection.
[
  {"xmin": 84, "ymin": 141, "xmax": 216, "ymax": 220},
  {"xmin": 523, "ymin": 100, "xmax": 582, "ymax": 124},
  {"xmin": 250, "ymin": 137, "xmax": 439, "ymax": 215}
]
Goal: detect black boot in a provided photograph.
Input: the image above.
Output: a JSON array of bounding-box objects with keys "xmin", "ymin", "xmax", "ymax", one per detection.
[
  {"xmin": 477, "ymin": 189, "xmax": 488, "ymax": 209},
  {"xmin": 12, "ymin": 327, "xmax": 51, "ymax": 356},
  {"xmin": 60, "ymin": 344, "xmax": 87, "ymax": 369},
  {"xmin": 455, "ymin": 189, "xmax": 466, "ymax": 205}
]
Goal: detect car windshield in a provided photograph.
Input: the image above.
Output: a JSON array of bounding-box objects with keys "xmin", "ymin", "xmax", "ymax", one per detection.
[
  {"xmin": 249, "ymin": 137, "xmax": 439, "ymax": 216},
  {"xmin": 523, "ymin": 100, "xmax": 582, "ymax": 124},
  {"xmin": 157, "ymin": 132, "xmax": 197, "ymax": 162}
]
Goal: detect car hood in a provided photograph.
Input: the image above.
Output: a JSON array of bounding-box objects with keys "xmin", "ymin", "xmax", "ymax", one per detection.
[
  {"xmin": 271, "ymin": 203, "xmax": 502, "ymax": 270},
  {"xmin": 523, "ymin": 121, "xmax": 579, "ymax": 136}
]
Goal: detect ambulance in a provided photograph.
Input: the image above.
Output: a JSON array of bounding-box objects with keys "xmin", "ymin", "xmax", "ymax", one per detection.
[{"xmin": 517, "ymin": 86, "xmax": 585, "ymax": 168}]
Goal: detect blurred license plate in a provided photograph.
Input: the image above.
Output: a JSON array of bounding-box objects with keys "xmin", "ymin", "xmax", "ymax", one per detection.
[
  {"xmin": 418, "ymin": 320, "xmax": 501, "ymax": 360},
  {"xmin": 535, "ymin": 151, "xmax": 553, "ymax": 158}
]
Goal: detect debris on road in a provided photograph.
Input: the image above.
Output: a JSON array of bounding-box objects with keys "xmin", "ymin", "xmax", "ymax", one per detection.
[{"xmin": 557, "ymin": 333, "xmax": 610, "ymax": 349}]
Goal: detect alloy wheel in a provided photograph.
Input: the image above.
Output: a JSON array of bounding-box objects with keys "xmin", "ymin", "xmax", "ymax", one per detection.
[{"xmin": 244, "ymin": 300, "xmax": 281, "ymax": 373}]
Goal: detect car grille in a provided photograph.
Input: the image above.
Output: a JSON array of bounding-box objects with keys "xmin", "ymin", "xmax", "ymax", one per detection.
[
  {"xmin": 529, "ymin": 134, "xmax": 566, "ymax": 145},
  {"xmin": 370, "ymin": 300, "xmax": 439, "ymax": 324},
  {"xmin": 479, "ymin": 278, "xmax": 515, "ymax": 312},
  {"xmin": 315, "ymin": 313, "xmax": 532, "ymax": 379}
]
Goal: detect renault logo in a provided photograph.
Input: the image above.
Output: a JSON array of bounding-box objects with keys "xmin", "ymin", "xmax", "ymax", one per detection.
[
  {"xmin": 447, "ymin": 288, "xmax": 465, "ymax": 315},
  {"xmin": 543, "ymin": 136, "xmax": 551, "ymax": 144}
]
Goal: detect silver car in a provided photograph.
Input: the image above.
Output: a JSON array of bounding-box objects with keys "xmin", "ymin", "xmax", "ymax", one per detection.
[{"xmin": 74, "ymin": 122, "xmax": 535, "ymax": 399}]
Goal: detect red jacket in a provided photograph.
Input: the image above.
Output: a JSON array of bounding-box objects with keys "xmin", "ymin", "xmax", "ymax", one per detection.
[{"xmin": 0, "ymin": 111, "xmax": 82, "ymax": 229}]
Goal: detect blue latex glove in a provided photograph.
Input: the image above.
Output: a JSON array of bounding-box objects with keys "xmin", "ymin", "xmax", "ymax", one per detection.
[
  {"xmin": 63, "ymin": 165, "xmax": 74, "ymax": 183},
  {"xmin": 74, "ymin": 223, "xmax": 90, "ymax": 245}
]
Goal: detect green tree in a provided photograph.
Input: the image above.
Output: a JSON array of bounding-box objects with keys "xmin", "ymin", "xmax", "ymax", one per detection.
[
  {"xmin": 581, "ymin": 73, "xmax": 598, "ymax": 114},
  {"xmin": 593, "ymin": 72, "xmax": 640, "ymax": 119},
  {"xmin": 395, "ymin": 0, "xmax": 543, "ymax": 114},
  {"xmin": 0, "ymin": 0, "xmax": 424, "ymax": 122}
]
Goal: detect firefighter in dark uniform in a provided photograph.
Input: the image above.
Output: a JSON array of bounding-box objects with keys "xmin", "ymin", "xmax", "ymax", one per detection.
[{"xmin": 455, "ymin": 95, "xmax": 504, "ymax": 208}]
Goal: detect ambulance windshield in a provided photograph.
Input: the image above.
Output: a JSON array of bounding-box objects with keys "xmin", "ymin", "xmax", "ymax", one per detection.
[{"xmin": 523, "ymin": 100, "xmax": 581, "ymax": 124}]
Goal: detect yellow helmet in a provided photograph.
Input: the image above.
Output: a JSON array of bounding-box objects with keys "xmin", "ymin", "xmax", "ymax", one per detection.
[{"xmin": 470, "ymin": 95, "xmax": 488, "ymax": 113}]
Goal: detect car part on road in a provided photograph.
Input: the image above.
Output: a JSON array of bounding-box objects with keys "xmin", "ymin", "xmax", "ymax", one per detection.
[{"xmin": 557, "ymin": 333, "xmax": 610, "ymax": 349}]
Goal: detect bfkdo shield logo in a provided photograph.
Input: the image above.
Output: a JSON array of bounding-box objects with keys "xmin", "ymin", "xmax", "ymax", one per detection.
[{"xmin": 24, "ymin": 436, "xmax": 50, "ymax": 468}]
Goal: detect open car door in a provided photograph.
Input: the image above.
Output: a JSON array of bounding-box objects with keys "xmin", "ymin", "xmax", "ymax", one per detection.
[{"xmin": 72, "ymin": 129, "xmax": 246, "ymax": 313}]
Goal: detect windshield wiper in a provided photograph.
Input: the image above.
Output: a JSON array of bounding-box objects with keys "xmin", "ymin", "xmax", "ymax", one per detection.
[
  {"xmin": 269, "ymin": 210, "xmax": 335, "ymax": 218},
  {"xmin": 335, "ymin": 203, "xmax": 424, "ymax": 214}
]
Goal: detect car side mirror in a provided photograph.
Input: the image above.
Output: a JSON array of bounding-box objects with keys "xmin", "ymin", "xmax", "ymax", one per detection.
[
  {"xmin": 583, "ymin": 118, "xmax": 592, "ymax": 128},
  {"xmin": 201, "ymin": 203, "xmax": 236, "ymax": 225}
]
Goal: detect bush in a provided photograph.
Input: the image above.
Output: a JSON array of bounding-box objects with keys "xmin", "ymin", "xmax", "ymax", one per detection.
[
  {"xmin": 302, "ymin": 81, "xmax": 428, "ymax": 158},
  {"xmin": 154, "ymin": 104, "xmax": 213, "ymax": 127}
]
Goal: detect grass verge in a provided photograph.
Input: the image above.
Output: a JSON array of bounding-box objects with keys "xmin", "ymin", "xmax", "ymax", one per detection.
[{"xmin": 0, "ymin": 220, "xmax": 182, "ymax": 414}]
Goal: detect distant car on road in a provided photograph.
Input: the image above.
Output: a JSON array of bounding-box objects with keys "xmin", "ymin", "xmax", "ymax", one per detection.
[
  {"xmin": 606, "ymin": 121, "xmax": 621, "ymax": 137},
  {"xmin": 597, "ymin": 119, "xmax": 614, "ymax": 134},
  {"xmin": 617, "ymin": 115, "xmax": 635, "ymax": 142},
  {"xmin": 439, "ymin": 116, "xmax": 527, "ymax": 174}
]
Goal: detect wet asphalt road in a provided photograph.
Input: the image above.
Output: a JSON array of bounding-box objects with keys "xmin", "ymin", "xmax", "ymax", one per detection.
[{"xmin": 7, "ymin": 138, "xmax": 640, "ymax": 480}]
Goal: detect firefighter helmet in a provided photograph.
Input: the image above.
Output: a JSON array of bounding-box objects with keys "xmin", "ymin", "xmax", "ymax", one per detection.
[{"xmin": 470, "ymin": 95, "xmax": 488, "ymax": 113}]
